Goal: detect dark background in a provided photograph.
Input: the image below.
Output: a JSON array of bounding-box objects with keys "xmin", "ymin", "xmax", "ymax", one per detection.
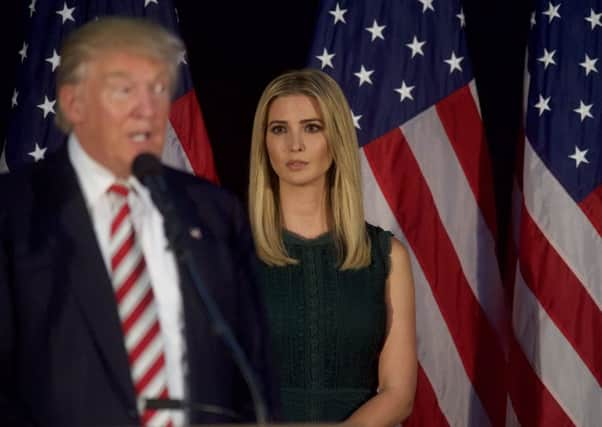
[{"xmin": 1, "ymin": 1, "xmax": 533, "ymax": 255}]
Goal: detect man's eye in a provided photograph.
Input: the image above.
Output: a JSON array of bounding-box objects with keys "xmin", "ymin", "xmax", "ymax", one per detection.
[
  {"xmin": 113, "ymin": 85, "xmax": 132, "ymax": 96},
  {"xmin": 153, "ymin": 83, "xmax": 167, "ymax": 95}
]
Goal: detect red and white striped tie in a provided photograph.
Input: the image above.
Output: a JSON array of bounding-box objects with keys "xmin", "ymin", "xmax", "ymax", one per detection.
[{"xmin": 108, "ymin": 183, "xmax": 173, "ymax": 427}]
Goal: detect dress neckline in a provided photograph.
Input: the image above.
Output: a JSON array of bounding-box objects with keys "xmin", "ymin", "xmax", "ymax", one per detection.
[{"xmin": 282, "ymin": 229, "xmax": 332, "ymax": 246}]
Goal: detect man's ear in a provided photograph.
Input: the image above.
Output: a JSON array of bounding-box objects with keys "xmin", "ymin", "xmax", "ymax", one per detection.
[{"xmin": 58, "ymin": 83, "xmax": 84, "ymax": 124}]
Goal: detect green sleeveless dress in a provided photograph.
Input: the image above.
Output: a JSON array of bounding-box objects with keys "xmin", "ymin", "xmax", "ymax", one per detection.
[{"xmin": 258, "ymin": 223, "xmax": 392, "ymax": 422}]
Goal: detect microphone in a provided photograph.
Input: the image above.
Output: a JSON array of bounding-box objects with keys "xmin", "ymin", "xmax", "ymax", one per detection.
[{"xmin": 132, "ymin": 153, "xmax": 268, "ymax": 425}]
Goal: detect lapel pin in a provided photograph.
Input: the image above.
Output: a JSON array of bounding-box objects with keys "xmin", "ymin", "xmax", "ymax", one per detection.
[{"xmin": 189, "ymin": 227, "xmax": 203, "ymax": 240}]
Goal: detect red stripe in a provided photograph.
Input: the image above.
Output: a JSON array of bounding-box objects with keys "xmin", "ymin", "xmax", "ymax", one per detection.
[
  {"xmin": 170, "ymin": 90, "xmax": 219, "ymax": 183},
  {"xmin": 435, "ymin": 85, "xmax": 497, "ymax": 238},
  {"xmin": 579, "ymin": 184, "xmax": 602, "ymax": 237},
  {"xmin": 111, "ymin": 232, "xmax": 136, "ymax": 271},
  {"xmin": 404, "ymin": 364, "xmax": 449, "ymax": 427},
  {"xmin": 363, "ymin": 128, "xmax": 506, "ymax": 426},
  {"xmin": 136, "ymin": 353, "xmax": 166, "ymax": 394},
  {"xmin": 508, "ymin": 333, "xmax": 575, "ymax": 426},
  {"xmin": 122, "ymin": 288, "xmax": 153, "ymax": 334},
  {"xmin": 110, "ymin": 204, "xmax": 130, "ymax": 237},
  {"xmin": 142, "ymin": 387, "xmax": 170, "ymax": 425},
  {"xmin": 115, "ymin": 257, "xmax": 146, "ymax": 303},
  {"xmin": 519, "ymin": 205, "xmax": 601, "ymax": 382},
  {"xmin": 129, "ymin": 321, "xmax": 161, "ymax": 365}
]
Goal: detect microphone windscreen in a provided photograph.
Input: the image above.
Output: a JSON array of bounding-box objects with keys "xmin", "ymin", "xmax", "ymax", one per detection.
[{"xmin": 132, "ymin": 153, "xmax": 162, "ymax": 181}]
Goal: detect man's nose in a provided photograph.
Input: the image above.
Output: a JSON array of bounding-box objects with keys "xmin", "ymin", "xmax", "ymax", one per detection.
[{"xmin": 133, "ymin": 89, "xmax": 157, "ymax": 117}]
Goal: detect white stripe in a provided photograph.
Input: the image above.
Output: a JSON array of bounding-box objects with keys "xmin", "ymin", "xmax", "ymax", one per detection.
[
  {"xmin": 401, "ymin": 107, "xmax": 508, "ymax": 349},
  {"xmin": 468, "ymin": 80, "xmax": 482, "ymax": 118},
  {"xmin": 132, "ymin": 335, "xmax": 164, "ymax": 381},
  {"xmin": 0, "ymin": 143, "xmax": 9, "ymax": 174},
  {"xmin": 113, "ymin": 244, "xmax": 144, "ymax": 288},
  {"xmin": 513, "ymin": 267, "xmax": 601, "ymax": 426},
  {"xmin": 162, "ymin": 122, "xmax": 194, "ymax": 173},
  {"xmin": 109, "ymin": 215, "xmax": 132, "ymax": 252},
  {"xmin": 139, "ymin": 364, "xmax": 168, "ymax": 398},
  {"xmin": 505, "ymin": 397, "xmax": 521, "ymax": 427},
  {"xmin": 118, "ymin": 273, "xmax": 151, "ymax": 320},
  {"xmin": 125, "ymin": 303, "xmax": 158, "ymax": 350},
  {"xmin": 147, "ymin": 410, "xmax": 172, "ymax": 427},
  {"xmin": 361, "ymin": 150, "xmax": 490, "ymax": 427},
  {"xmin": 523, "ymin": 140, "xmax": 602, "ymax": 308}
]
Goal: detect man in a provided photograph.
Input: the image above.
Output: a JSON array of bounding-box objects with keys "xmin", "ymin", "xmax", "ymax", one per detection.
[{"xmin": 0, "ymin": 17, "xmax": 277, "ymax": 426}]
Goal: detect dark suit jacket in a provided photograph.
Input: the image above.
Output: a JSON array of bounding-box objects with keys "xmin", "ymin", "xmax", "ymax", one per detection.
[{"xmin": 0, "ymin": 146, "xmax": 278, "ymax": 426}]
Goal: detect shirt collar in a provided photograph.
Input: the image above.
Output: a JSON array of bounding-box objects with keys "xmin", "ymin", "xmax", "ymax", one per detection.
[{"xmin": 67, "ymin": 133, "xmax": 152, "ymax": 208}]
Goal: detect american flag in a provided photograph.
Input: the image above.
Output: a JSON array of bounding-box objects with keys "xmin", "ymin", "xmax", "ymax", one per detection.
[
  {"xmin": 309, "ymin": 1, "xmax": 508, "ymax": 426},
  {"xmin": 1, "ymin": 0, "xmax": 217, "ymax": 183},
  {"xmin": 508, "ymin": 1, "xmax": 601, "ymax": 426}
]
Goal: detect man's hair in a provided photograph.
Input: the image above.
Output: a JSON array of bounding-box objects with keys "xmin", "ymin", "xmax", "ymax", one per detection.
[
  {"xmin": 249, "ymin": 68, "xmax": 371, "ymax": 270},
  {"xmin": 55, "ymin": 17, "xmax": 184, "ymax": 132}
]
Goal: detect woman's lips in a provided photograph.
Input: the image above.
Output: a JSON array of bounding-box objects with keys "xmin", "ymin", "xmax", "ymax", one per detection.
[{"xmin": 286, "ymin": 160, "xmax": 308, "ymax": 170}]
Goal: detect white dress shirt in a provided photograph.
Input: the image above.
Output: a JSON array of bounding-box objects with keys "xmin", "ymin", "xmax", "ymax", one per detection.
[{"xmin": 68, "ymin": 135, "xmax": 186, "ymax": 425}]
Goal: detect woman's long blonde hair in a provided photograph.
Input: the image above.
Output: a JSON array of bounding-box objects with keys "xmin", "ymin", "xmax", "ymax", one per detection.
[{"xmin": 249, "ymin": 69, "xmax": 370, "ymax": 270}]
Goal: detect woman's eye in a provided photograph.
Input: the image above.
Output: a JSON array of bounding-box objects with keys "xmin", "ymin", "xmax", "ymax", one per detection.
[
  {"xmin": 270, "ymin": 125, "xmax": 286, "ymax": 134},
  {"xmin": 305, "ymin": 123, "xmax": 322, "ymax": 133}
]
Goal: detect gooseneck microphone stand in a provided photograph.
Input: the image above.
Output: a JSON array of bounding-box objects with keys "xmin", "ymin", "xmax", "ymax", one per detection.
[{"xmin": 133, "ymin": 154, "xmax": 267, "ymax": 425}]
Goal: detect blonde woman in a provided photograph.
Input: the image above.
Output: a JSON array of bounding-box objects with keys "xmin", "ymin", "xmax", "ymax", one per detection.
[{"xmin": 249, "ymin": 69, "xmax": 417, "ymax": 425}]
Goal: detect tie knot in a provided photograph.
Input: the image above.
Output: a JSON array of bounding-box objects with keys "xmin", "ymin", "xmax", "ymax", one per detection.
[{"xmin": 107, "ymin": 183, "xmax": 129, "ymax": 198}]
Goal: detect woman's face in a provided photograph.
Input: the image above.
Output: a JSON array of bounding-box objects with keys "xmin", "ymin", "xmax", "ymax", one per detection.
[{"xmin": 265, "ymin": 94, "xmax": 333, "ymax": 190}]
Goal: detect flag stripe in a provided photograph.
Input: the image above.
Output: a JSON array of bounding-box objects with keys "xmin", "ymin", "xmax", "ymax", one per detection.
[
  {"xmin": 361, "ymin": 150, "xmax": 488, "ymax": 426},
  {"xmin": 169, "ymin": 90, "xmax": 218, "ymax": 182},
  {"xmin": 435, "ymin": 84, "xmax": 497, "ymax": 237},
  {"xmin": 523, "ymin": 140, "xmax": 602, "ymax": 307},
  {"xmin": 580, "ymin": 185, "xmax": 602, "ymax": 237},
  {"xmin": 513, "ymin": 268, "xmax": 601, "ymax": 426},
  {"xmin": 403, "ymin": 366, "xmax": 450, "ymax": 427},
  {"xmin": 401, "ymin": 100, "xmax": 507, "ymax": 347},
  {"xmin": 507, "ymin": 331, "xmax": 574, "ymax": 427},
  {"xmin": 518, "ymin": 207, "xmax": 601, "ymax": 383},
  {"xmin": 362, "ymin": 128, "xmax": 505, "ymax": 425}
]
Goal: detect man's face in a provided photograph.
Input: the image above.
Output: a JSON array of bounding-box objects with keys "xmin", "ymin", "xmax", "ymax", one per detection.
[{"xmin": 60, "ymin": 49, "xmax": 172, "ymax": 177}]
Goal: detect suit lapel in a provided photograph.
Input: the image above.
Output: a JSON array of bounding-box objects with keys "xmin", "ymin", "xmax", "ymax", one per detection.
[{"xmin": 52, "ymin": 149, "xmax": 137, "ymax": 408}]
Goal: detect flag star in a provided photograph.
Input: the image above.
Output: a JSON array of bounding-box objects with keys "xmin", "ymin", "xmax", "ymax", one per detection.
[
  {"xmin": 444, "ymin": 51, "xmax": 464, "ymax": 73},
  {"xmin": 530, "ymin": 12, "xmax": 536, "ymax": 28},
  {"xmin": 456, "ymin": 9, "xmax": 466, "ymax": 28},
  {"xmin": 542, "ymin": 2, "xmax": 560, "ymax": 23},
  {"xmin": 18, "ymin": 42, "xmax": 28, "ymax": 63},
  {"xmin": 573, "ymin": 100, "xmax": 594, "ymax": 121},
  {"xmin": 351, "ymin": 110, "xmax": 362, "ymax": 130},
  {"xmin": 11, "ymin": 90, "xmax": 18, "ymax": 108},
  {"xmin": 394, "ymin": 81, "xmax": 415, "ymax": 102},
  {"xmin": 580, "ymin": 54, "xmax": 598, "ymax": 76},
  {"xmin": 568, "ymin": 146, "xmax": 589, "ymax": 168},
  {"xmin": 329, "ymin": 2, "xmax": 347, "ymax": 24},
  {"xmin": 178, "ymin": 50, "xmax": 187, "ymax": 65},
  {"xmin": 45, "ymin": 49, "xmax": 61, "ymax": 72},
  {"xmin": 28, "ymin": 143, "xmax": 47, "ymax": 162},
  {"xmin": 354, "ymin": 65, "xmax": 375, "ymax": 86},
  {"xmin": 316, "ymin": 48, "xmax": 335, "ymax": 69},
  {"xmin": 406, "ymin": 36, "xmax": 426, "ymax": 58},
  {"xmin": 418, "ymin": 0, "xmax": 435, "ymax": 13},
  {"xmin": 537, "ymin": 48, "xmax": 556, "ymax": 69},
  {"xmin": 37, "ymin": 96, "xmax": 56, "ymax": 118},
  {"xmin": 56, "ymin": 2, "xmax": 75, "ymax": 24},
  {"xmin": 365, "ymin": 20, "xmax": 386, "ymax": 42},
  {"xmin": 144, "ymin": 0, "xmax": 159, "ymax": 6},
  {"xmin": 28, "ymin": 0, "xmax": 37, "ymax": 17},
  {"xmin": 585, "ymin": 8, "xmax": 602, "ymax": 29},
  {"xmin": 534, "ymin": 94, "xmax": 551, "ymax": 116}
]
